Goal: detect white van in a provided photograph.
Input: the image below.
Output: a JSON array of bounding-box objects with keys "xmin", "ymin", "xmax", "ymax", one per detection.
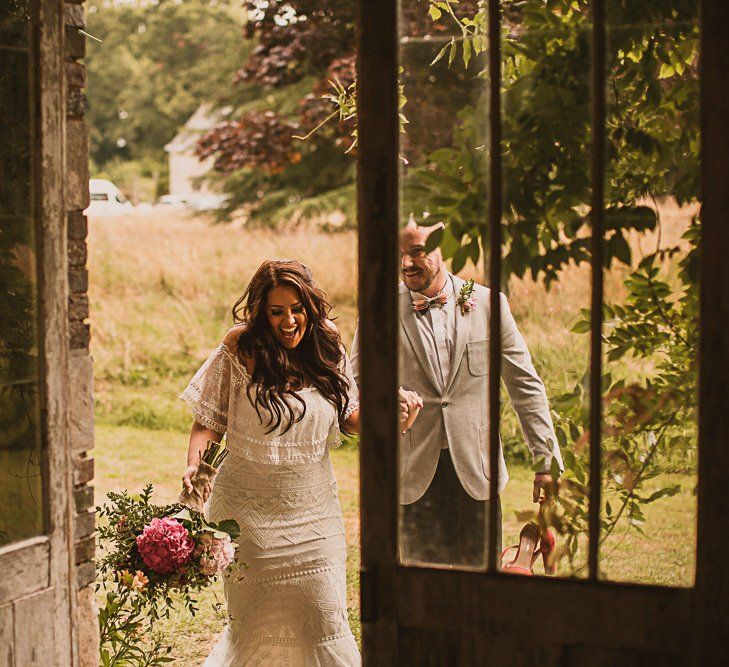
[{"xmin": 84, "ymin": 179, "xmax": 134, "ymax": 217}]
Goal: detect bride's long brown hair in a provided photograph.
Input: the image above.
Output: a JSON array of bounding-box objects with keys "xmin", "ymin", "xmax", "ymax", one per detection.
[{"xmin": 233, "ymin": 259, "xmax": 352, "ymax": 435}]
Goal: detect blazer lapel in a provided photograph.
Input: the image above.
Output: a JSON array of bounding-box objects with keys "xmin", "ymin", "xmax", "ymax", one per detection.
[
  {"xmin": 445, "ymin": 274, "xmax": 472, "ymax": 392},
  {"xmin": 399, "ymin": 286, "xmax": 441, "ymax": 392}
]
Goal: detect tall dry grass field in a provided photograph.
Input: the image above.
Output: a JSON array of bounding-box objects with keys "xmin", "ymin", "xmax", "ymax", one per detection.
[{"xmin": 89, "ymin": 211, "xmax": 358, "ymax": 374}]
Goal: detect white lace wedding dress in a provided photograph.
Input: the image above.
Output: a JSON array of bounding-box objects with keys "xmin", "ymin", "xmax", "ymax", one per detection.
[{"xmin": 180, "ymin": 342, "xmax": 361, "ymax": 666}]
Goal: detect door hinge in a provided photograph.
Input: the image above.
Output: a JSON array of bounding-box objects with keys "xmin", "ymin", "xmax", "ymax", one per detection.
[{"xmin": 360, "ymin": 567, "xmax": 378, "ymax": 624}]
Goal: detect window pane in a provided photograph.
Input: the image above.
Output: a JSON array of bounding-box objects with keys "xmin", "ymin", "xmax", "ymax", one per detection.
[
  {"xmin": 397, "ymin": 0, "xmax": 493, "ymax": 570},
  {"xmin": 497, "ymin": 0, "xmax": 593, "ymax": 579},
  {"xmin": 0, "ymin": 2, "xmax": 45, "ymax": 547},
  {"xmin": 598, "ymin": 0, "xmax": 699, "ymax": 586}
]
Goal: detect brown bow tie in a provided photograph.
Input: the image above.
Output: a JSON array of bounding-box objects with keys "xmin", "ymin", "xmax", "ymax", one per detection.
[{"xmin": 412, "ymin": 292, "xmax": 447, "ymax": 313}]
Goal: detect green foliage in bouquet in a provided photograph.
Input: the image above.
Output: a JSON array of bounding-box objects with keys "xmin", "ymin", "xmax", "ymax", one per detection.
[{"xmin": 97, "ymin": 484, "xmax": 240, "ymax": 665}]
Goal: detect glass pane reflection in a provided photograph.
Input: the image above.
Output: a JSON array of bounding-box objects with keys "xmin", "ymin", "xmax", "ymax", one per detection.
[
  {"xmin": 598, "ymin": 0, "xmax": 699, "ymax": 586},
  {"xmin": 0, "ymin": 2, "xmax": 45, "ymax": 547},
  {"xmin": 398, "ymin": 0, "xmax": 493, "ymax": 570},
  {"xmin": 499, "ymin": 1, "xmax": 593, "ymax": 579},
  {"xmin": 397, "ymin": 0, "xmax": 591, "ymax": 576}
]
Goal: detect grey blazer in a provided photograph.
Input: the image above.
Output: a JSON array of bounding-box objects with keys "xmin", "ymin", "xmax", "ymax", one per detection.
[{"xmin": 351, "ymin": 274, "xmax": 563, "ymax": 504}]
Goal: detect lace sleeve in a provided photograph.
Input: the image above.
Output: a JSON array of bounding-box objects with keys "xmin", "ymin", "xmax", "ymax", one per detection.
[
  {"xmin": 326, "ymin": 349, "xmax": 360, "ymax": 451},
  {"xmin": 342, "ymin": 348, "xmax": 360, "ymax": 422},
  {"xmin": 179, "ymin": 344, "xmax": 231, "ymax": 433}
]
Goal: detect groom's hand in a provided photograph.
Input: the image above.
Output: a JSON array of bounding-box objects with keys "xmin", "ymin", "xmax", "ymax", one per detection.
[
  {"xmin": 399, "ymin": 387, "xmax": 423, "ymax": 432},
  {"xmin": 533, "ymin": 472, "xmax": 555, "ymax": 503}
]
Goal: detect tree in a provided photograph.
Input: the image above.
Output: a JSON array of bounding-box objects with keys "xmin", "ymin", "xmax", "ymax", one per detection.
[
  {"xmin": 196, "ymin": 1, "xmax": 358, "ymax": 225},
  {"xmin": 85, "ymin": 0, "xmax": 247, "ymax": 196}
]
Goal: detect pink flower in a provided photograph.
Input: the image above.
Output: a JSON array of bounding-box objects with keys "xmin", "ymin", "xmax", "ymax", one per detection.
[
  {"xmin": 194, "ymin": 532, "xmax": 214, "ymax": 556},
  {"xmin": 135, "ymin": 517, "xmax": 195, "ymax": 575},
  {"xmin": 131, "ymin": 570, "xmax": 149, "ymax": 590},
  {"xmin": 196, "ymin": 532, "xmax": 235, "ymax": 575}
]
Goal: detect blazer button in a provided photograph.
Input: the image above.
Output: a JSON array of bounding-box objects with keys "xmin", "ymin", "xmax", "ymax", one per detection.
[{"xmin": 441, "ymin": 401, "xmax": 450, "ymax": 408}]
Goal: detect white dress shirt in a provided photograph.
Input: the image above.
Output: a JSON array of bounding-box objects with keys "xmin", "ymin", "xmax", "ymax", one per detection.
[{"xmin": 410, "ymin": 275, "xmax": 457, "ymax": 390}]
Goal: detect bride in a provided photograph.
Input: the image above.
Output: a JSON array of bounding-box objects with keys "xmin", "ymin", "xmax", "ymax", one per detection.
[{"xmin": 180, "ymin": 259, "xmax": 418, "ymax": 666}]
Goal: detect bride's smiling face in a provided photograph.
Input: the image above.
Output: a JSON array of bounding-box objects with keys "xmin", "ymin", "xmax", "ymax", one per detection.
[{"xmin": 266, "ymin": 285, "xmax": 308, "ymax": 350}]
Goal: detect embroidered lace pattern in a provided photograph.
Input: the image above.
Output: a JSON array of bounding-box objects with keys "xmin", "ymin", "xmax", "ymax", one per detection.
[
  {"xmin": 180, "ymin": 343, "xmax": 361, "ymax": 666},
  {"xmin": 180, "ymin": 344, "xmax": 359, "ymax": 464}
]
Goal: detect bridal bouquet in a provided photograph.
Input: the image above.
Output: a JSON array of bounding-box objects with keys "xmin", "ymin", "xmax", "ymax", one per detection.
[
  {"xmin": 97, "ymin": 449, "xmax": 239, "ymax": 665},
  {"xmin": 98, "ymin": 486, "xmax": 239, "ymax": 599}
]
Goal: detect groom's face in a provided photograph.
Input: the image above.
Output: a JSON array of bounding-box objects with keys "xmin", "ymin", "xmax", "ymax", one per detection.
[{"xmin": 399, "ymin": 225, "xmax": 444, "ymax": 293}]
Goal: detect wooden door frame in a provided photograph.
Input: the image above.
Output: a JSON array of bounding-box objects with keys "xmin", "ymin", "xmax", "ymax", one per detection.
[
  {"xmin": 695, "ymin": 0, "xmax": 729, "ymax": 662},
  {"xmin": 356, "ymin": 0, "xmax": 728, "ymax": 664},
  {"xmin": 0, "ymin": 0, "xmax": 77, "ymax": 663}
]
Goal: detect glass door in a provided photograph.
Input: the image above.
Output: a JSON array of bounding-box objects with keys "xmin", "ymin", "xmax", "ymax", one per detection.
[{"xmin": 356, "ymin": 0, "xmax": 727, "ymax": 663}]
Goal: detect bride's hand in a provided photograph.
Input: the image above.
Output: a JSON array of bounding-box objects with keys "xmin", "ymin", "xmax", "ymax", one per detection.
[
  {"xmin": 182, "ymin": 464, "xmax": 213, "ymax": 501},
  {"xmin": 182, "ymin": 465, "xmax": 197, "ymax": 494},
  {"xmin": 399, "ymin": 387, "xmax": 423, "ymax": 433}
]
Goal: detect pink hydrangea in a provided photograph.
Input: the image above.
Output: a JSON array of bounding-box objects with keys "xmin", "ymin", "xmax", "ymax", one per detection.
[
  {"xmin": 195, "ymin": 532, "xmax": 235, "ymax": 575},
  {"xmin": 136, "ymin": 517, "xmax": 195, "ymax": 574}
]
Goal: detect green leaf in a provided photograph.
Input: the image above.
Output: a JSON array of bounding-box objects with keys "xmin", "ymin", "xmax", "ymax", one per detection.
[
  {"xmin": 607, "ymin": 346, "xmax": 627, "ymax": 361},
  {"xmin": 451, "ymin": 245, "xmax": 469, "ymax": 274},
  {"xmin": 171, "ymin": 508, "xmax": 193, "ymax": 522},
  {"xmin": 429, "ymin": 195, "xmax": 460, "ymax": 210},
  {"xmin": 462, "ymin": 38, "xmax": 472, "ymax": 69},
  {"xmin": 430, "ymin": 42, "xmax": 451, "ymax": 67},
  {"xmin": 550, "ymin": 455, "xmax": 562, "ymax": 480},
  {"xmin": 610, "ymin": 233, "xmax": 632, "ymax": 266},
  {"xmin": 644, "ymin": 485, "xmax": 681, "ymax": 503},
  {"xmin": 428, "ymin": 5, "xmax": 442, "ymax": 21},
  {"xmin": 424, "ymin": 226, "xmax": 444, "ymax": 253},
  {"xmin": 571, "ymin": 320, "xmax": 591, "ymax": 334},
  {"xmin": 439, "ymin": 224, "xmax": 461, "ymax": 258},
  {"xmin": 658, "ymin": 63, "xmax": 675, "ymax": 79}
]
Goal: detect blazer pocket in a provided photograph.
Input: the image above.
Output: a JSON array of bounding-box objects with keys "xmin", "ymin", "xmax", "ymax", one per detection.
[{"xmin": 467, "ymin": 340, "xmax": 488, "ymax": 376}]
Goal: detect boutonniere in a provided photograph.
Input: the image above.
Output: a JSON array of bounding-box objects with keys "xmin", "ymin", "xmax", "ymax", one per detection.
[{"xmin": 456, "ymin": 279, "xmax": 477, "ymax": 315}]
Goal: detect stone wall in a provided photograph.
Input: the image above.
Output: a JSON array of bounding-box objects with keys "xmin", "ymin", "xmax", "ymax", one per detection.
[{"xmin": 64, "ymin": 1, "xmax": 98, "ymax": 664}]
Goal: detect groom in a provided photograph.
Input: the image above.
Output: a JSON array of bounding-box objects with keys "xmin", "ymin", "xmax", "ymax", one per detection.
[{"xmin": 352, "ymin": 221, "xmax": 563, "ymax": 568}]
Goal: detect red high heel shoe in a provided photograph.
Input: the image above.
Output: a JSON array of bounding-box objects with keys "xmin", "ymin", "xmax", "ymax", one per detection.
[
  {"xmin": 538, "ymin": 527, "xmax": 557, "ymax": 575},
  {"xmin": 501, "ymin": 522, "xmax": 540, "ymax": 575},
  {"xmin": 537, "ymin": 496, "xmax": 557, "ymax": 575},
  {"xmin": 501, "ymin": 516, "xmax": 558, "ymax": 576}
]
